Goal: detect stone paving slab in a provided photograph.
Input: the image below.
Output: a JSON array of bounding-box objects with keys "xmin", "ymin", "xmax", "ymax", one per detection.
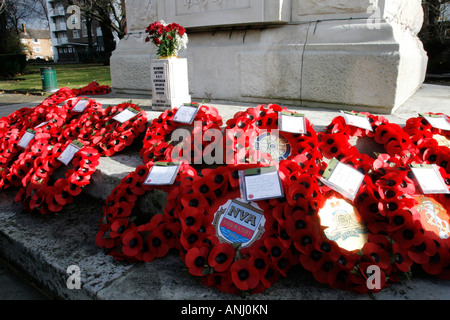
[{"xmin": 0, "ymin": 84, "xmax": 449, "ymax": 301}]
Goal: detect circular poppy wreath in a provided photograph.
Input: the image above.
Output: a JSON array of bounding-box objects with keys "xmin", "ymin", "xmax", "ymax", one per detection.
[
  {"xmin": 71, "ymin": 81, "xmax": 112, "ymax": 96},
  {"xmin": 224, "ymin": 104, "xmax": 323, "ymax": 173},
  {"xmin": 140, "ymin": 104, "xmax": 223, "ymax": 164},
  {"xmin": 361, "ymin": 153, "xmax": 450, "ymax": 280},
  {"xmin": 0, "ymin": 99, "xmax": 76, "ymax": 190},
  {"xmin": 296, "ymin": 176, "xmax": 398, "ymax": 294},
  {"xmin": 14, "ymin": 139, "xmax": 101, "ymax": 215},
  {"xmin": 172, "ymin": 160, "xmax": 322, "ymax": 295},
  {"xmin": 96, "ymin": 161, "xmax": 197, "ymax": 262},
  {"xmin": 403, "ymin": 113, "xmax": 450, "ymax": 174},
  {"xmin": 319, "ymin": 112, "xmax": 414, "ymax": 175}
]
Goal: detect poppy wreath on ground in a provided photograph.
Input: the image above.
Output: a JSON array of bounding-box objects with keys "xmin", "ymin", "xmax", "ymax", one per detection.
[
  {"xmin": 403, "ymin": 113, "xmax": 450, "ymax": 174},
  {"xmin": 301, "ymin": 174, "xmax": 400, "ymax": 294},
  {"xmin": 96, "ymin": 161, "xmax": 197, "ymax": 262},
  {"xmin": 15, "ymin": 139, "xmax": 101, "ymax": 215},
  {"xmin": 173, "ymin": 160, "xmax": 320, "ymax": 295},
  {"xmin": 0, "ymin": 99, "xmax": 75, "ymax": 189},
  {"xmin": 140, "ymin": 104, "xmax": 222, "ymax": 164},
  {"xmin": 88, "ymin": 103, "xmax": 148, "ymax": 157},
  {"xmin": 353, "ymin": 152, "xmax": 450, "ymax": 281},
  {"xmin": 319, "ymin": 112, "xmax": 415, "ymax": 175},
  {"xmin": 224, "ymin": 104, "xmax": 324, "ymax": 173},
  {"xmin": 71, "ymin": 81, "xmax": 112, "ymax": 96}
]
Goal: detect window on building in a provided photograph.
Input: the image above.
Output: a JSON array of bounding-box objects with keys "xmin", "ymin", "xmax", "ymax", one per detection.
[
  {"xmin": 33, "ymin": 39, "xmax": 40, "ymax": 44},
  {"xmin": 63, "ymin": 48, "xmax": 67, "ymax": 53},
  {"xmin": 68, "ymin": 48, "xmax": 73, "ymax": 53},
  {"xmin": 73, "ymin": 30, "xmax": 80, "ymax": 39}
]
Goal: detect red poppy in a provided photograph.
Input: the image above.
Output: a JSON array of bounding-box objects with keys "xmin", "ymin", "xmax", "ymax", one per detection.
[
  {"xmin": 121, "ymin": 229, "xmax": 144, "ymax": 257},
  {"xmin": 230, "ymin": 259, "xmax": 260, "ymax": 291},
  {"xmin": 185, "ymin": 246, "xmax": 209, "ymax": 276},
  {"xmin": 208, "ymin": 242, "xmax": 235, "ymax": 273}
]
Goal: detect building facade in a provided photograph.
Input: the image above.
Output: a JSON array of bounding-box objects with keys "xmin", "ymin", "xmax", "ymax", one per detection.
[
  {"xmin": 20, "ymin": 25, "xmax": 54, "ymax": 61},
  {"xmin": 46, "ymin": 0, "xmax": 105, "ymax": 63}
]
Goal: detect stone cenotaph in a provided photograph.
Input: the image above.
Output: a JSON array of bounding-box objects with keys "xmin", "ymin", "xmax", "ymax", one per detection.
[{"xmin": 110, "ymin": 0, "xmax": 428, "ymax": 114}]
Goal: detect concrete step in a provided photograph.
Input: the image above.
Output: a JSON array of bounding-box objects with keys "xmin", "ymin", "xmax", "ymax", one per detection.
[{"xmin": 0, "ymin": 84, "xmax": 450, "ymax": 301}]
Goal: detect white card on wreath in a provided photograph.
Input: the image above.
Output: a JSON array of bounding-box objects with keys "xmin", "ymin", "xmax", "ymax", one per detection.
[
  {"xmin": 240, "ymin": 166, "xmax": 284, "ymax": 202},
  {"xmin": 143, "ymin": 162, "xmax": 181, "ymax": 186},
  {"xmin": 411, "ymin": 164, "xmax": 449, "ymax": 194},
  {"xmin": 279, "ymin": 112, "xmax": 307, "ymax": 134},
  {"xmin": 18, "ymin": 129, "xmax": 36, "ymax": 149},
  {"xmin": 72, "ymin": 100, "xmax": 89, "ymax": 113},
  {"xmin": 173, "ymin": 104, "xmax": 199, "ymax": 124},
  {"xmin": 113, "ymin": 107, "xmax": 139, "ymax": 123},
  {"xmin": 341, "ymin": 111, "xmax": 373, "ymax": 132},
  {"xmin": 57, "ymin": 140, "xmax": 84, "ymax": 166},
  {"xmin": 420, "ymin": 114, "xmax": 450, "ymax": 131},
  {"xmin": 321, "ymin": 158, "xmax": 365, "ymax": 201}
]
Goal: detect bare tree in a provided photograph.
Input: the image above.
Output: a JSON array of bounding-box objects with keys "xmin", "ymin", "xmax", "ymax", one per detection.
[{"xmin": 65, "ymin": 0, "xmax": 126, "ymax": 64}]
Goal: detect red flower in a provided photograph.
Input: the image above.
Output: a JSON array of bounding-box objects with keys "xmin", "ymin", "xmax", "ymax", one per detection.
[
  {"xmin": 185, "ymin": 246, "xmax": 209, "ymax": 276},
  {"xmin": 121, "ymin": 229, "xmax": 143, "ymax": 257},
  {"xmin": 208, "ymin": 243, "xmax": 235, "ymax": 273},
  {"xmin": 230, "ymin": 259, "xmax": 260, "ymax": 291}
]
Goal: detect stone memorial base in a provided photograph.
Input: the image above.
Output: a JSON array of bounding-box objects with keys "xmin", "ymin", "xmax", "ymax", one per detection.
[
  {"xmin": 150, "ymin": 57, "xmax": 191, "ymax": 111},
  {"xmin": 110, "ymin": 0, "xmax": 428, "ymax": 114}
]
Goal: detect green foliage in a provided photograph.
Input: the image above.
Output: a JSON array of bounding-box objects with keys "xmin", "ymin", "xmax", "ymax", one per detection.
[{"xmin": 0, "ymin": 54, "xmax": 27, "ymax": 77}]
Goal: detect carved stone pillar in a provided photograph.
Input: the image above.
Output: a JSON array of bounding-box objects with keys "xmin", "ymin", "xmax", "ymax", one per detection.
[{"xmin": 110, "ymin": 0, "xmax": 428, "ymax": 114}]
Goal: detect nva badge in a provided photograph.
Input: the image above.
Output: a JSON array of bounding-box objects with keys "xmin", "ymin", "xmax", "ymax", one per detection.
[{"xmin": 213, "ymin": 199, "xmax": 265, "ymax": 248}]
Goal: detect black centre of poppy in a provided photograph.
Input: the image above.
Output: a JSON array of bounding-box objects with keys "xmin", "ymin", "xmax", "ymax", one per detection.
[
  {"xmin": 271, "ymin": 246, "xmax": 282, "ymax": 258},
  {"xmin": 61, "ymin": 191, "xmax": 69, "ymax": 199},
  {"xmin": 321, "ymin": 242, "xmax": 331, "ymax": 253},
  {"xmin": 385, "ymin": 189, "xmax": 396, "ymax": 198},
  {"xmin": 152, "ymin": 237, "xmax": 162, "ymax": 248},
  {"xmin": 322, "ymin": 261, "xmax": 334, "ymax": 272},
  {"xmin": 237, "ymin": 269, "xmax": 249, "ymax": 281},
  {"xmin": 215, "ymin": 253, "xmax": 228, "ymax": 264},
  {"xmin": 388, "ymin": 202, "xmax": 398, "ymax": 211},
  {"xmin": 117, "ymin": 226, "xmax": 125, "ymax": 234},
  {"xmin": 185, "ymin": 216, "xmax": 195, "ymax": 226},
  {"xmin": 403, "ymin": 229, "xmax": 414, "ymax": 240},
  {"xmin": 386, "ymin": 180, "xmax": 396, "ymax": 187},
  {"xmin": 254, "ymin": 258, "xmax": 266, "ymax": 269},
  {"xmin": 188, "ymin": 234, "xmax": 198, "ymax": 244},
  {"xmin": 295, "ymin": 220, "xmax": 306, "ymax": 230},
  {"xmin": 199, "ymin": 185, "xmax": 209, "ymax": 194},
  {"xmin": 189, "ymin": 199, "xmax": 199, "ymax": 207},
  {"xmin": 395, "ymin": 253, "xmax": 403, "ymax": 264},
  {"xmin": 129, "ymin": 238, "xmax": 138, "ymax": 248},
  {"xmin": 394, "ymin": 215, "xmax": 405, "ymax": 226},
  {"xmin": 301, "ymin": 236, "xmax": 312, "ymax": 246},
  {"xmin": 214, "ymin": 175, "xmax": 224, "ymax": 184},
  {"xmin": 370, "ymin": 253, "xmax": 380, "ymax": 263},
  {"xmin": 311, "ymin": 250, "xmax": 322, "ymax": 262}
]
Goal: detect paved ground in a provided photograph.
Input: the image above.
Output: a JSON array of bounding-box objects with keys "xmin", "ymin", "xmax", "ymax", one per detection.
[{"xmin": 0, "ymin": 84, "xmax": 449, "ymax": 302}]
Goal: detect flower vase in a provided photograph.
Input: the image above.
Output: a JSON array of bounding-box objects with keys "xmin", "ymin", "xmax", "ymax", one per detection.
[{"xmin": 150, "ymin": 56, "xmax": 191, "ymax": 111}]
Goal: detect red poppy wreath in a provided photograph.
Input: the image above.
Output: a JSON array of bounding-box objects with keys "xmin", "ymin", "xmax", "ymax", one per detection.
[
  {"xmin": 224, "ymin": 104, "xmax": 324, "ymax": 173},
  {"xmin": 403, "ymin": 113, "xmax": 450, "ymax": 174},
  {"xmin": 140, "ymin": 103, "xmax": 223, "ymax": 164},
  {"xmin": 15, "ymin": 139, "xmax": 101, "ymax": 215},
  {"xmin": 96, "ymin": 161, "xmax": 197, "ymax": 262},
  {"xmin": 173, "ymin": 160, "xmax": 322, "ymax": 295},
  {"xmin": 319, "ymin": 112, "xmax": 414, "ymax": 175},
  {"xmin": 361, "ymin": 153, "xmax": 450, "ymax": 280}
]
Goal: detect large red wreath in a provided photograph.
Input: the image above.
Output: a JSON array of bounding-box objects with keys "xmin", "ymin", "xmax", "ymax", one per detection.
[
  {"xmin": 172, "ymin": 160, "xmax": 325, "ymax": 295},
  {"xmin": 403, "ymin": 113, "xmax": 450, "ymax": 174},
  {"xmin": 355, "ymin": 152, "xmax": 450, "ymax": 280},
  {"xmin": 0, "ymin": 84, "xmax": 146, "ymax": 215},
  {"xmin": 96, "ymin": 161, "xmax": 197, "ymax": 262},
  {"xmin": 140, "ymin": 104, "xmax": 222, "ymax": 164},
  {"xmin": 319, "ymin": 112, "xmax": 415, "ymax": 174},
  {"xmin": 224, "ymin": 104, "xmax": 324, "ymax": 173}
]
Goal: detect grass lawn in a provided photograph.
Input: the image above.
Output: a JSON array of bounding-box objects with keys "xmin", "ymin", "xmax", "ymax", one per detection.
[{"xmin": 0, "ymin": 63, "xmax": 111, "ymax": 95}]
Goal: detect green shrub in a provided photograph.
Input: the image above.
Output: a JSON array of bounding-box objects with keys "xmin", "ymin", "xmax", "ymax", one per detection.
[{"xmin": 0, "ymin": 54, "xmax": 27, "ymax": 77}]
